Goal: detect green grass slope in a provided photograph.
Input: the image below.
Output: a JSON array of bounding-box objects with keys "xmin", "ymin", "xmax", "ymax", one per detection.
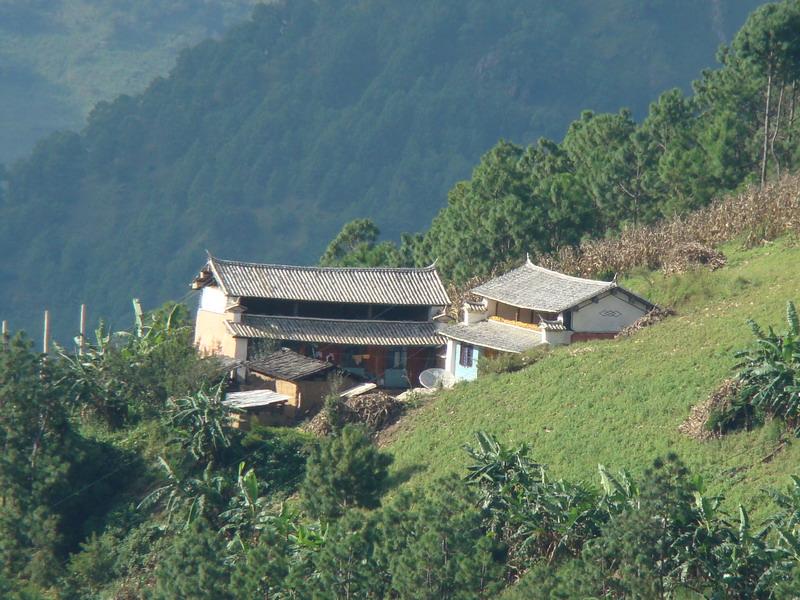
[{"xmin": 386, "ymin": 240, "xmax": 800, "ymax": 515}]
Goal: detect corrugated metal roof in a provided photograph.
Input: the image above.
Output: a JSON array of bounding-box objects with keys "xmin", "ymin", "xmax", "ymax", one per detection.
[
  {"xmin": 340, "ymin": 383, "xmax": 378, "ymax": 398},
  {"xmin": 472, "ymin": 260, "xmax": 615, "ymax": 312},
  {"xmin": 248, "ymin": 348, "xmax": 335, "ymax": 381},
  {"xmin": 439, "ymin": 320, "xmax": 544, "ymax": 353},
  {"xmin": 224, "ymin": 389, "xmax": 290, "ymax": 409},
  {"xmin": 227, "ymin": 315, "xmax": 446, "ymax": 347},
  {"xmin": 201, "ymin": 256, "xmax": 450, "ymax": 306}
]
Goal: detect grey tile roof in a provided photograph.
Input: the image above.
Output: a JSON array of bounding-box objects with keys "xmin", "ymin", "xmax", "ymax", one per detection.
[
  {"xmin": 202, "ymin": 256, "xmax": 450, "ymax": 306},
  {"xmin": 248, "ymin": 348, "xmax": 335, "ymax": 381},
  {"xmin": 227, "ymin": 315, "xmax": 446, "ymax": 347},
  {"xmin": 472, "ymin": 260, "xmax": 615, "ymax": 312},
  {"xmin": 439, "ymin": 320, "xmax": 544, "ymax": 353}
]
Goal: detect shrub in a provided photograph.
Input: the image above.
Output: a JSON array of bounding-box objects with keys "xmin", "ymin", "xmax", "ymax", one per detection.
[
  {"xmin": 710, "ymin": 301, "xmax": 800, "ymax": 435},
  {"xmin": 240, "ymin": 424, "xmax": 312, "ymax": 494},
  {"xmin": 149, "ymin": 518, "xmax": 233, "ymax": 600},
  {"xmin": 478, "ymin": 346, "xmax": 550, "ymax": 376},
  {"xmin": 300, "ymin": 424, "xmax": 393, "ymax": 520}
]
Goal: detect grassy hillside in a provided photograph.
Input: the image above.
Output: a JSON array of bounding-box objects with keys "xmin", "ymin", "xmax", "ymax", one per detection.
[
  {"xmin": 385, "ymin": 239, "xmax": 800, "ymax": 515},
  {"xmin": 0, "ymin": 0, "xmax": 765, "ymax": 342}
]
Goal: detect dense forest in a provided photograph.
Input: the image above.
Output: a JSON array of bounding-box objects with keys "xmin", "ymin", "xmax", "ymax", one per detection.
[
  {"xmin": 0, "ymin": 0, "xmax": 258, "ymax": 164},
  {"xmin": 325, "ymin": 0, "xmax": 800, "ymax": 284},
  {"xmin": 0, "ymin": 0, "xmax": 762, "ymax": 342}
]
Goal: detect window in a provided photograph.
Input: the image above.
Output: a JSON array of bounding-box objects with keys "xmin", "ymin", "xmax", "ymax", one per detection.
[
  {"xmin": 390, "ymin": 347, "xmax": 407, "ymax": 369},
  {"xmin": 459, "ymin": 343, "xmax": 474, "ymax": 368}
]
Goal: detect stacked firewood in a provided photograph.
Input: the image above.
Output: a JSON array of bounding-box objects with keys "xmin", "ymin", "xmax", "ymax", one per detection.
[
  {"xmin": 678, "ymin": 378, "xmax": 741, "ymax": 441},
  {"xmin": 304, "ymin": 391, "xmax": 401, "ymax": 436},
  {"xmin": 615, "ymin": 306, "xmax": 676, "ymax": 338}
]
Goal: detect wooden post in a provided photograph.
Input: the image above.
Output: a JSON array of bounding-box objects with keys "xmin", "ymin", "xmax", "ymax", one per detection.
[
  {"xmin": 1, "ymin": 320, "xmax": 8, "ymax": 351},
  {"xmin": 43, "ymin": 310, "xmax": 50, "ymax": 354},
  {"xmin": 79, "ymin": 304, "xmax": 87, "ymax": 355},
  {"xmin": 132, "ymin": 298, "xmax": 144, "ymax": 337}
]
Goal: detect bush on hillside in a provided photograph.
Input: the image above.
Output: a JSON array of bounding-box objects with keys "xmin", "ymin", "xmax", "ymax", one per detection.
[
  {"xmin": 300, "ymin": 424, "xmax": 393, "ymax": 520},
  {"xmin": 707, "ymin": 301, "xmax": 800, "ymax": 436},
  {"xmin": 478, "ymin": 346, "xmax": 550, "ymax": 376},
  {"xmin": 240, "ymin": 424, "xmax": 312, "ymax": 494}
]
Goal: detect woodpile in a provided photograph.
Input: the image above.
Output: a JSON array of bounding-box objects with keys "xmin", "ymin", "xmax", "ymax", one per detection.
[
  {"xmin": 678, "ymin": 378, "xmax": 741, "ymax": 441},
  {"xmin": 615, "ymin": 306, "xmax": 676, "ymax": 338},
  {"xmin": 304, "ymin": 391, "xmax": 401, "ymax": 436}
]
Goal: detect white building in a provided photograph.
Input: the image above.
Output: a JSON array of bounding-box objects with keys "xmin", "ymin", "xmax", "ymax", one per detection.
[{"xmin": 440, "ymin": 259, "xmax": 654, "ymax": 381}]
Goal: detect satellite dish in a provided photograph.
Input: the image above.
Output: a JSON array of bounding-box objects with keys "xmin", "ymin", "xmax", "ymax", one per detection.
[{"xmin": 419, "ymin": 368, "xmax": 455, "ymax": 390}]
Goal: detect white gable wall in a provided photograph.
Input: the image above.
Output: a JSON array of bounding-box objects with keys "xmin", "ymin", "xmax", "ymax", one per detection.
[
  {"xmin": 200, "ymin": 286, "xmax": 228, "ymax": 314},
  {"xmin": 570, "ymin": 293, "xmax": 646, "ymax": 333}
]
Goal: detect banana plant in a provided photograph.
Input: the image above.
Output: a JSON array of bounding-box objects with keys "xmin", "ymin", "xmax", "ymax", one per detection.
[
  {"xmin": 168, "ymin": 383, "xmax": 239, "ymax": 466},
  {"xmin": 715, "ymin": 301, "xmax": 800, "ymax": 434},
  {"xmin": 138, "ymin": 457, "xmax": 228, "ymax": 529}
]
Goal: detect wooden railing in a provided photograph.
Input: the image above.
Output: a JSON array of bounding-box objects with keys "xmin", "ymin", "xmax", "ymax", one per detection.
[{"xmin": 488, "ymin": 315, "xmax": 541, "ymax": 331}]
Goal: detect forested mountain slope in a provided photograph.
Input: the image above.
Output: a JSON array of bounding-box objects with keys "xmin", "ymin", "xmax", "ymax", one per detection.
[
  {"xmin": 0, "ymin": 0, "xmax": 763, "ymax": 341},
  {"xmin": 0, "ymin": 0, "xmax": 258, "ymax": 164}
]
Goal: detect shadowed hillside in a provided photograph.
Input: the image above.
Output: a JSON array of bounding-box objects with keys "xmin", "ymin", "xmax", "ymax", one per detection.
[{"xmin": 0, "ymin": 0, "xmax": 258, "ymax": 164}]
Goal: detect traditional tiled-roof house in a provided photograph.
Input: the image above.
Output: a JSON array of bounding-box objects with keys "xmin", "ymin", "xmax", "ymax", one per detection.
[
  {"xmin": 440, "ymin": 259, "xmax": 654, "ymax": 381},
  {"xmin": 192, "ymin": 255, "xmax": 450, "ymax": 389}
]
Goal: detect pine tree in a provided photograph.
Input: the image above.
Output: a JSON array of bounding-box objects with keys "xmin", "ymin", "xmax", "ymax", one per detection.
[
  {"xmin": 150, "ymin": 519, "xmax": 233, "ymax": 600},
  {"xmin": 381, "ymin": 477, "xmax": 504, "ymax": 600},
  {"xmin": 307, "ymin": 509, "xmax": 386, "ymax": 599},
  {"xmin": 230, "ymin": 528, "xmax": 291, "ymax": 599},
  {"xmin": 0, "ymin": 335, "xmax": 72, "ymax": 588},
  {"xmin": 300, "ymin": 425, "xmax": 392, "ymax": 520}
]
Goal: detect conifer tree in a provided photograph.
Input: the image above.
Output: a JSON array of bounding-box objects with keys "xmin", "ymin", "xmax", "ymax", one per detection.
[
  {"xmin": 0, "ymin": 335, "xmax": 73, "ymax": 588},
  {"xmin": 381, "ymin": 477, "xmax": 504, "ymax": 600},
  {"xmin": 150, "ymin": 519, "xmax": 233, "ymax": 600},
  {"xmin": 300, "ymin": 425, "xmax": 392, "ymax": 520},
  {"xmin": 307, "ymin": 509, "xmax": 386, "ymax": 599}
]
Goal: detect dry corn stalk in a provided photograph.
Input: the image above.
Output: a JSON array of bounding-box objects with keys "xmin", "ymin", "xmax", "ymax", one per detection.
[{"xmin": 448, "ymin": 175, "xmax": 800, "ymax": 301}]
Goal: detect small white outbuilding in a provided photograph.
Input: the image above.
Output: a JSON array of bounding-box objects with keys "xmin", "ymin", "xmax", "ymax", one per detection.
[{"xmin": 439, "ymin": 259, "xmax": 654, "ymax": 381}]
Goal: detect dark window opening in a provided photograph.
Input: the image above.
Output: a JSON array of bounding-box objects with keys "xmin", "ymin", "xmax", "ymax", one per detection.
[
  {"xmin": 240, "ymin": 298, "xmax": 430, "ymax": 321},
  {"xmin": 459, "ymin": 344, "xmax": 474, "ymax": 368}
]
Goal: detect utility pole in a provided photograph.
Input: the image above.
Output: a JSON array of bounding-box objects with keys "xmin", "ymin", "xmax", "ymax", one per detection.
[
  {"xmin": 43, "ymin": 310, "xmax": 50, "ymax": 354},
  {"xmin": 79, "ymin": 304, "xmax": 87, "ymax": 355}
]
